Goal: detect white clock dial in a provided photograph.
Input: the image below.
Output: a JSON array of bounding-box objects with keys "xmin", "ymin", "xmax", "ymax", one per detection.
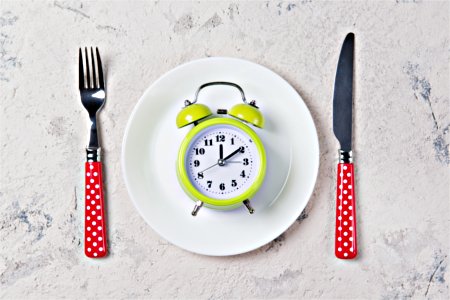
[{"xmin": 185, "ymin": 124, "xmax": 261, "ymax": 200}]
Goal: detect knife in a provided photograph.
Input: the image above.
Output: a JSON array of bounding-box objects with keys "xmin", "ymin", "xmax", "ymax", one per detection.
[{"xmin": 333, "ymin": 33, "xmax": 357, "ymax": 259}]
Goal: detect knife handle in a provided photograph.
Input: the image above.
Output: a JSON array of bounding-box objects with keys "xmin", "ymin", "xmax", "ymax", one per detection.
[
  {"xmin": 335, "ymin": 163, "xmax": 357, "ymax": 259},
  {"xmin": 84, "ymin": 160, "xmax": 107, "ymax": 258}
]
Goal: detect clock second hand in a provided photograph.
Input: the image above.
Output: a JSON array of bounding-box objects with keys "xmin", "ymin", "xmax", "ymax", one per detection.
[
  {"xmin": 198, "ymin": 143, "xmax": 225, "ymax": 175},
  {"xmin": 197, "ymin": 162, "xmax": 218, "ymax": 175},
  {"xmin": 198, "ymin": 146, "xmax": 243, "ymax": 176}
]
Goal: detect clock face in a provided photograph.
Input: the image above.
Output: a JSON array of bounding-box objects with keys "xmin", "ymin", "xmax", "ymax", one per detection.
[{"xmin": 185, "ymin": 124, "xmax": 261, "ymax": 200}]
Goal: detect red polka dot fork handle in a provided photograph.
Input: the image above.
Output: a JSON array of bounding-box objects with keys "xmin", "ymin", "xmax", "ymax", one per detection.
[
  {"xmin": 335, "ymin": 160, "xmax": 357, "ymax": 259},
  {"xmin": 84, "ymin": 149, "xmax": 108, "ymax": 258}
]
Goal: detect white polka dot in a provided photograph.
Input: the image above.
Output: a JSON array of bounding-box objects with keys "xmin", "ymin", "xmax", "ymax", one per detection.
[
  {"xmin": 92, "ymin": 211, "xmax": 96, "ymax": 215},
  {"xmin": 350, "ymin": 247, "xmax": 353, "ymax": 251},
  {"xmin": 344, "ymin": 253, "xmax": 348, "ymax": 257},
  {"xmin": 90, "ymin": 190, "xmax": 95, "ymax": 194},
  {"xmin": 87, "ymin": 216, "xmax": 91, "ymax": 220},
  {"xmin": 87, "ymin": 226, "xmax": 91, "ymax": 231},
  {"xmin": 94, "ymin": 184, "xmax": 99, "ymax": 189},
  {"xmin": 97, "ymin": 216, "xmax": 102, "ymax": 220},
  {"xmin": 347, "ymin": 173, "xmax": 351, "ymax": 177},
  {"xmin": 343, "ymin": 200, "xmax": 348, "ymax": 205},
  {"xmin": 90, "ymin": 165, "xmax": 94, "ymax": 170},
  {"xmin": 338, "ymin": 216, "xmax": 342, "ymax": 220},
  {"xmin": 349, "ymin": 216, "xmax": 353, "ymax": 220},
  {"xmin": 86, "ymin": 195, "xmax": 90, "ymax": 199},
  {"xmin": 349, "ymin": 227, "xmax": 353, "ymax": 231},
  {"xmin": 344, "ymin": 221, "xmax": 348, "ymax": 226},
  {"xmin": 339, "ymin": 195, "xmax": 342, "ymax": 200},
  {"xmin": 90, "ymin": 179, "xmax": 94, "ymax": 183},
  {"xmin": 96, "ymin": 195, "xmax": 100, "ymax": 199},
  {"xmin": 93, "ymin": 253, "xmax": 98, "ymax": 257},
  {"xmin": 343, "ymin": 211, "xmax": 348, "ymax": 215},
  {"xmin": 349, "ymin": 206, "xmax": 353, "ymax": 210},
  {"xmin": 349, "ymin": 195, "xmax": 353, "ymax": 199},
  {"xmin": 344, "ymin": 242, "xmax": 348, "ymax": 246},
  {"xmin": 338, "ymin": 247, "xmax": 342, "ymax": 252},
  {"xmin": 340, "ymin": 172, "xmax": 343, "ymax": 177},
  {"xmin": 344, "ymin": 232, "xmax": 348, "ymax": 236},
  {"xmin": 344, "ymin": 190, "xmax": 348, "ymax": 194},
  {"xmin": 338, "ymin": 226, "xmax": 342, "ymax": 231},
  {"xmin": 86, "ymin": 185, "xmax": 90, "ymax": 189},
  {"xmin": 343, "ymin": 179, "xmax": 348, "ymax": 184},
  {"xmin": 93, "ymin": 242, "xmax": 97, "ymax": 246},
  {"xmin": 343, "ymin": 166, "xmax": 348, "ymax": 170},
  {"xmin": 96, "ymin": 205, "xmax": 101, "ymax": 210},
  {"xmin": 87, "ymin": 172, "xmax": 90, "ymax": 177},
  {"xmin": 349, "ymin": 237, "xmax": 353, "ymax": 241},
  {"xmin": 339, "ymin": 185, "xmax": 343, "ymax": 189},
  {"xmin": 338, "ymin": 237, "xmax": 342, "ymax": 241},
  {"xmin": 86, "ymin": 206, "xmax": 90, "ymax": 210},
  {"xmin": 338, "ymin": 205, "xmax": 342, "ymax": 210},
  {"xmin": 99, "ymin": 247, "xmax": 104, "ymax": 251},
  {"xmin": 97, "ymin": 226, "xmax": 102, "ymax": 231},
  {"xmin": 87, "ymin": 248, "xmax": 91, "ymax": 252},
  {"xmin": 348, "ymin": 185, "xmax": 352, "ymax": 189},
  {"xmin": 92, "ymin": 221, "xmax": 96, "ymax": 226},
  {"xmin": 94, "ymin": 172, "xmax": 98, "ymax": 176},
  {"xmin": 92, "ymin": 232, "xmax": 97, "ymax": 236},
  {"xmin": 91, "ymin": 200, "xmax": 95, "ymax": 205},
  {"xmin": 87, "ymin": 237, "xmax": 91, "ymax": 241},
  {"xmin": 98, "ymin": 237, "xmax": 103, "ymax": 241}
]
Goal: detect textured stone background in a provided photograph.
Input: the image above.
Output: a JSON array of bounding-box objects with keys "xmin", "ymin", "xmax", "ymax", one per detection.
[{"xmin": 1, "ymin": 1, "xmax": 449, "ymax": 298}]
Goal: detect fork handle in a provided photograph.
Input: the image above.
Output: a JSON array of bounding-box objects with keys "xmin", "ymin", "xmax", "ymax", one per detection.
[
  {"xmin": 335, "ymin": 163, "xmax": 357, "ymax": 259},
  {"xmin": 84, "ymin": 148, "xmax": 107, "ymax": 258}
]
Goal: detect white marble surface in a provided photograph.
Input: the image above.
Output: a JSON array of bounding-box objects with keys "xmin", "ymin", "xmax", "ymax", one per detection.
[{"xmin": 0, "ymin": 1, "xmax": 449, "ymax": 298}]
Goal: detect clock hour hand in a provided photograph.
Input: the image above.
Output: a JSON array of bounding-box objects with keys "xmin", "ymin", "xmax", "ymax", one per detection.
[
  {"xmin": 219, "ymin": 144, "xmax": 223, "ymax": 160},
  {"xmin": 223, "ymin": 147, "xmax": 244, "ymax": 161}
]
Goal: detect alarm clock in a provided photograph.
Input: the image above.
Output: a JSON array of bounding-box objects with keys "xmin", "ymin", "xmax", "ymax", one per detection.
[{"xmin": 176, "ymin": 82, "xmax": 267, "ymax": 216}]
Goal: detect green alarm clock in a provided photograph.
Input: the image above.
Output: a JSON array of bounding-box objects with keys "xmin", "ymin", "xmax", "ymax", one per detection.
[{"xmin": 176, "ymin": 82, "xmax": 266, "ymax": 216}]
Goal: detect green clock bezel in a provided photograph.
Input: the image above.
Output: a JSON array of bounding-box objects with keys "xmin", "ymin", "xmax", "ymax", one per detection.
[{"xmin": 177, "ymin": 117, "xmax": 266, "ymax": 208}]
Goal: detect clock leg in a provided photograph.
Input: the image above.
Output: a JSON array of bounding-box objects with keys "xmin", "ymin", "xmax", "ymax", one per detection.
[
  {"xmin": 243, "ymin": 200, "xmax": 254, "ymax": 214},
  {"xmin": 191, "ymin": 200, "xmax": 204, "ymax": 216}
]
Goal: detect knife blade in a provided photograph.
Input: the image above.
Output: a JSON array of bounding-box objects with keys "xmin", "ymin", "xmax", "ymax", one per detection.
[
  {"xmin": 333, "ymin": 33, "xmax": 357, "ymax": 260},
  {"xmin": 333, "ymin": 33, "xmax": 354, "ymax": 151}
]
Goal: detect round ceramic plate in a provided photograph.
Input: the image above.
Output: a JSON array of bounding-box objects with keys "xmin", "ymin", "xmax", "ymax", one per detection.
[{"xmin": 122, "ymin": 57, "xmax": 319, "ymax": 256}]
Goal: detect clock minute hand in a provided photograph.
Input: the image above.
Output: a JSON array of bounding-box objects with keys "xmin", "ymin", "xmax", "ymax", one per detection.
[{"xmin": 223, "ymin": 147, "xmax": 243, "ymax": 161}]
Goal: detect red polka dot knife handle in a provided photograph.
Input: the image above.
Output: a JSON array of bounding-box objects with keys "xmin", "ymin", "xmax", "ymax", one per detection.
[
  {"xmin": 84, "ymin": 161, "xmax": 108, "ymax": 258},
  {"xmin": 335, "ymin": 163, "xmax": 357, "ymax": 259}
]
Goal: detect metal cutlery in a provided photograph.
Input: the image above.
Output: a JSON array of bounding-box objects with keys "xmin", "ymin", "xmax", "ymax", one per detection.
[
  {"xmin": 79, "ymin": 47, "xmax": 107, "ymax": 258},
  {"xmin": 333, "ymin": 33, "xmax": 357, "ymax": 259}
]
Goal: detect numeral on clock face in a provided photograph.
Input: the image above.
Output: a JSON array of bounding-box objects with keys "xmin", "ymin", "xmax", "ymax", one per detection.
[
  {"xmin": 194, "ymin": 148, "xmax": 205, "ymax": 155},
  {"xmin": 186, "ymin": 125, "xmax": 260, "ymax": 200}
]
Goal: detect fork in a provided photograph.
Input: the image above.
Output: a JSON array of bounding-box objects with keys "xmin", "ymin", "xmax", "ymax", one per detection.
[{"xmin": 79, "ymin": 47, "xmax": 107, "ymax": 258}]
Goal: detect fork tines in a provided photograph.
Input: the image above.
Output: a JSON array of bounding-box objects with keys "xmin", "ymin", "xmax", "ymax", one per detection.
[{"xmin": 79, "ymin": 47, "xmax": 104, "ymax": 90}]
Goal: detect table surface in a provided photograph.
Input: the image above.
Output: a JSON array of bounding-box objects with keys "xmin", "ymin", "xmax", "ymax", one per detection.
[{"xmin": 1, "ymin": 1, "xmax": 448, "ymax": 298}]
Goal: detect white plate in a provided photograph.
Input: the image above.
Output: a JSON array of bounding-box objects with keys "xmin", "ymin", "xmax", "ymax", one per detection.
[{"xmin": 122, "ymin": 57, "xmax": 319, "ymax": 256}]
